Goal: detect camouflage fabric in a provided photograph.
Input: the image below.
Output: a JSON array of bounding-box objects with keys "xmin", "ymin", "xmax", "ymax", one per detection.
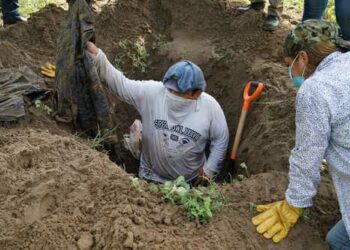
[
  {"xmin": 284, "ymin": 19, "xmax": 350, "ymax": 57},
  {"xmin": 0, "ymin": 66, "xmax": 46, "ymax": 122},
  {"xmin": 251, "ymin": 0, "xmax": 283, "ymax": 17},
  {"xmin": 55, "ymin": 0, "xmax": 118, "ymax": 142}
]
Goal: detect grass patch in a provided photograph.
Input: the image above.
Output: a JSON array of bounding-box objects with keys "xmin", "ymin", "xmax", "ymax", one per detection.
[
  {"xmin": 238, "ymin": 0, "xmax": 336, "ymax": 22},
  {"xmin": 284, "ymin": 0, "xmax": 336, "ymax": 22},
  {"xmin": 87, "ymin": 126, "xmax": 117, "ymax": 151},
  {"xmin": 19, "ymin": 0, "xmax": 57, "ymax": 17}
]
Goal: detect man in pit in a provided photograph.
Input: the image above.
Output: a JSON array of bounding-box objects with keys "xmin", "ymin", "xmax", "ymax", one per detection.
[{"xmin": 86, "ymin": 41, "xmax": 229, "ymax": 185}]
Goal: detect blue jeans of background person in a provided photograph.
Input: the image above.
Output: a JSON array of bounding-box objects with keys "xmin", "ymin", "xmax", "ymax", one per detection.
[
  {"xmin": 1, "ymin": 0, "xmax": 21, "ymax": 24},
  {"xmin": 326, "ymin": 220, "xmax": 350, "ymax": 250},
  {"xmin": 302, "ymin": 0, "xmax": 350, "ymax": 41}
]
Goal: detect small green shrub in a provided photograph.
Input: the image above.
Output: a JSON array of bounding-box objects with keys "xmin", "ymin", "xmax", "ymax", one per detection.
[
  {"xmin": 34, "ymin": 100, "xmax": 53, "ymax": 115},
  {"xmin": 160, "ymin": 176, "xmax": 224, "ymax": 224}
]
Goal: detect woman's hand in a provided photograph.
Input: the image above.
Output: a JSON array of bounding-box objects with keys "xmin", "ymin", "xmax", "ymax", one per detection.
[{"xmin": 86, "ymin": 41, "xmax": 99, "ymax": 59}]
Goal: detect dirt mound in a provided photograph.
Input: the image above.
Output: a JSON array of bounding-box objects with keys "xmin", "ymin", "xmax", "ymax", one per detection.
[
  {"xmin": 0, "ymin": 0, "xmax": 342, "ymax": 248},
  {"xmin": 0, "ymin": 6, "xmax": 65, "ymax": 68},
  {"xmin": 0, "ymin": 126, "xmax": 338, "ymax": 249}
]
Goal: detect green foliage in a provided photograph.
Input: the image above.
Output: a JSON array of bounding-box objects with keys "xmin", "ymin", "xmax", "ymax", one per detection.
[
  {"xmin": 160, "ymin": 176, "xmax": 224, "ymax": 224},
  {"xmin": 88, "ymin": 126, "xmax": 117, "ymax": 151},
  {"xmin": 19, "ymin": 0, "xmax": 57, "ymax": 17},
  {"xmin": 323, "ymin": 0, "xmax": 336, "ymax": 23},
  {"xmin": 151, "ymin": 33, "xmax": 168, "ymax": 50},
  {"xmin": 114, "ymin": 37, "xmax": 149, "ymax": 74},
  {"xmin": 34, "ymin": 100, "xmax": 53, "ymax": 115},
  {"xmin": 284, "ymin": 0, "xmax": 336, "ymax": 22}
]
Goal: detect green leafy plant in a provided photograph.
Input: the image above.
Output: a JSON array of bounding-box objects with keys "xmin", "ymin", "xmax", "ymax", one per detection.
[
  {"xmin": 34, "ymin": 100, "xmax": 53, "ymax": 115},
  {"xmin": 160, "ymin": 176, "xmax": 224, "ymax": 224},
  {"xmin": 114, "ymin": 37, "xmax": 149, "ymax": 74}
]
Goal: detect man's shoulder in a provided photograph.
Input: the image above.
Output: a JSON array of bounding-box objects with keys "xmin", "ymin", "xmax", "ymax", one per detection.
[
  {"xmin": 200, "ymin": 92, "xmax": 221, "ymax": 105},
  {"xmin": 200, "ymin": 92, "xmax": 223, "ymax": 113},
  {"xmin": 142, "ymin": 80, "xmax": 166, "ymax": 94}
]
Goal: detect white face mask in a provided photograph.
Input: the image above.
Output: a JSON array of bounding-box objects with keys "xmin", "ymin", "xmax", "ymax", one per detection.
[{"xmin": 165, "ymin": 90, "xmax": 197, "ymax": 123}]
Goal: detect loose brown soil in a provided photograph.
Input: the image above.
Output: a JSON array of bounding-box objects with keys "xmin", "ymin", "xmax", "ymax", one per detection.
[{"xmin": 0, "ymin": 0, "xmax": 341, "ymax": 249}]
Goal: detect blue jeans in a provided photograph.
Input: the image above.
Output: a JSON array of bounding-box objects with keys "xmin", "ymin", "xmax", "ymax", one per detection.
[
  {"xmin": 302, "ymin": 0, "xmax": 350, "ymax": 41},
  {"xmin": 326, "ymin": 220, "xmax": 350, "ymax": 250},
  {"xmin": 1, "ymin": 0, "xmax": 21, "ymax": 24}
]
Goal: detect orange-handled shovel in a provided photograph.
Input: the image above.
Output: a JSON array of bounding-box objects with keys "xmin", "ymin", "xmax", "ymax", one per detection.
[{"xmin": 229, "ymin": 81, "xmax": 264, "ymax": 173}]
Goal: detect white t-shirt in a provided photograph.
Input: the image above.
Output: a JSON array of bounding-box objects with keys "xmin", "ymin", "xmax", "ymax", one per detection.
[{"xmin": 94, "ymin": 50, "xmax": 229, "ymax": 183}]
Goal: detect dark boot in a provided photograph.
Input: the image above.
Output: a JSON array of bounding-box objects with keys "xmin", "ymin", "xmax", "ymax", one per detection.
[
  {"xmin": 2, "ymin": 0, "xmax": 27, "ymax": 26},
  {"xmin": 3, "ymin": 16, "xmax": 27, "ymax": 25},
  {"xmin": 237, "ymin": 2, "xmax": 265, "ymax": 13},
  {"xmin": 263, "ymin": 15, "xmax": 280, "ymax": 31}
]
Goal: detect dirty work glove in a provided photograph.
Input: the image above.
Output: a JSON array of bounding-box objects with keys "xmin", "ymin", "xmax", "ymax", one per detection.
[
  {"xmin": 194, "ymin": 167, "xmax": 212, "ymax": 186},
  {"xmin": 252, "ymin": 200, "xmax": 302, "ymax": 243},
  {"xmin": 40, "ymin": 63, "xmax": 56, "ymax": 78}
]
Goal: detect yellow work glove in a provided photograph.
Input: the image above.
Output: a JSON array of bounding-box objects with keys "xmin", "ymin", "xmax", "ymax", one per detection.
[
  {"xmin": 252, "ymin": 200, "xmax": 302, "ymax": 243},
  {"xmin": 40, "ymin": 63, "xmax": 56, "ymax": 78}
]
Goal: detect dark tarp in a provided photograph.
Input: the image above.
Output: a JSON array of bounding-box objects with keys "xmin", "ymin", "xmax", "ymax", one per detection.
[
  {"xmin": 55, "ymin": 0, "xmax": 118, "ymax": 143},
  {"xmin": 0, "ymin": 66, "xmax": 47, "ymax": 122}
]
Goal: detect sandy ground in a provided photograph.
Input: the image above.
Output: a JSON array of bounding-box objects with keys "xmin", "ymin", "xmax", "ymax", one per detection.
[{"xmin": 0, "ymin": 0, "xmax": 341, "ymax": 249}]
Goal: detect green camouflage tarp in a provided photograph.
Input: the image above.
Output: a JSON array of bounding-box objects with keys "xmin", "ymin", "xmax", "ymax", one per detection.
[
  {"xmin": 55, "ymin": 0, "xmax": 118, "ymax": 142},
  {"xmin": 0, "ymin": 66, "xmax": 46, "ymax": 122}
]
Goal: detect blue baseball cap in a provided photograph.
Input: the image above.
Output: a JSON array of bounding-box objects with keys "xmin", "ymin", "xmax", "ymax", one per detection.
[{"xmin": 163, "ymin": 60, "xmax": 206, "ymax": 93}]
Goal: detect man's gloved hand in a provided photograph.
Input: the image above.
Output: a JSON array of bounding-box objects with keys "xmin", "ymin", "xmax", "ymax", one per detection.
[
  {"xmin": 194, "ymin": 167, "xmax": 212, "ymax": 186},
  {"xmin": 40, "ymin": 63, "xmax": 56, "ymax": 78},
  {"xmin": 252, "ymin": 200, "xmax": 302, "ymax": 243}
]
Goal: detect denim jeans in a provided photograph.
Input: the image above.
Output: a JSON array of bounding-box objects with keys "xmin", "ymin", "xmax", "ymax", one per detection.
[
  {"xmin": 326, "ymin": 220, "xmax": 350, "ymax": 250},
  {"xmin": 1, "ymin": 0, "xmax": 21, "ymax": 24},
  {"xmin": 302, "ymin": 0, "xmax": 350, "ymax": 41}
]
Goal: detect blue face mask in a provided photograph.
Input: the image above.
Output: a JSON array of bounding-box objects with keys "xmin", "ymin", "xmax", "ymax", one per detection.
[{"xmin": 288, "ymin": 55, "xmax": 306, "ymax": 88}]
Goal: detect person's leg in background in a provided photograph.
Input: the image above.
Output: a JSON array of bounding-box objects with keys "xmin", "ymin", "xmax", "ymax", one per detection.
[
  {"xmin": 302, "ymin": 0, "xmax": 328, "ymax": 21},
  {"xmin": 1, "ymin": 0, "xmax": 25, "ymax": 25},
  {"xmin": 264, "ymin": 0, "xmax": 283, "ymax": 31},
  {"xmin": 335, "ymin": 0, "xmax": 350, "ymax": 41},
  {"xmin": 237, "ymin": 0, "xmax": 266, "ymax": 13},
  {"xmin": 326, "ymin": 219, "xmax": 350, "ymax": 250}
]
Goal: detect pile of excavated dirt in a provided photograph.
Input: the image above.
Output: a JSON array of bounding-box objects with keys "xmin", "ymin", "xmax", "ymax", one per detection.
[
  {"xmin": 0, "ymin": 0, "xmax": 342, "ymax": 249},
  {"xmin": 0, "ymin": 126, "xmax": 339, "ymax": 249}
]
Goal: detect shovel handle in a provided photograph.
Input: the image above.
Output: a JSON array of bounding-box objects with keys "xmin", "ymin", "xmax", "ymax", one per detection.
[
  {"xmin": 243, "ymin": 81, "xmax": 264, "ymax": 112},
  {"xmin": 230, "ymin": 110, "xmax": 248, "ymax": 160},
  {"xmin": 230, "ymin": 81, "xmax": 264, "ymax": 161}
]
